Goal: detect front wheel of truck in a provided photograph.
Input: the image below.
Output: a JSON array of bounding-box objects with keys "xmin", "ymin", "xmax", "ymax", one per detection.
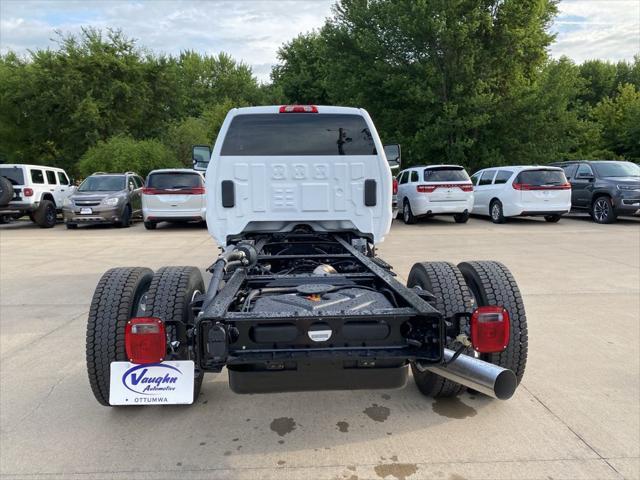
[
  {"xmin": 145, "ymin": 266, "xmax": 205, "ymax": 401},
  {"xmin": 458, "ymin": 261, "xmax": 528, "ymax": 384},
  {"xmin": 407, "ymin": 262, "xmax": 474, "ymax": 398},
  {"xmin": 86, "ymin": 267, "xmax": 154, "ymax": 406}
]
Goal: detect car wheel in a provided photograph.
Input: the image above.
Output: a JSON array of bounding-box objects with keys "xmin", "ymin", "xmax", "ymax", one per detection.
[
  {"xmin": 34, "ymin": 200, "xmax": 57, "ymax": 228},
  {"xmin": 117, "ymin": 205, "xmax": 131, "ymax": 228},
  {"xmin": 407, "ymin": 262, "xmax": 474, "ymax": 398},
  {"xmin": 490, "ymin": 200, "xmax": 505, "ymax": 224},
  {"xmin": 144, "ymin": 221, "xmax": 157, "ymax": 230},
  {"xmin": 0, "ymin": 214, "xmax": 11, "ymax": 224},
  {"xmin": 145, "ymin": 266, "xmax": 205, "ymax": 401},
  {"xmin": 453, "ymin": 210, "xmax": 470, "ymax": 223},
  {"xmin": 458, "ymin": 261, "xmax": 528, "ymax": 384},
  {"xmin": 544, "ymin": 215, "xmax": 561, "ymax": 223},
  {"xmin": 86, "ymin": 267, "xmax": 154, "ymax": 406},
  {"xmin": 66, "ymin": 222, "xmax": 78, "ymax": 229},
  {"xmin": 591, "ymin": 197, "xmax": 616, "ymax": 224},
  {"xmin": 403, "ymin": 200, "xmax": 416, "ymax": 224}
]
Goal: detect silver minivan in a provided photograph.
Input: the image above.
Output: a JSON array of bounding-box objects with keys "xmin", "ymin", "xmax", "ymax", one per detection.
[{"xmin": 142, "ymin": 169, "xmax": 206, "ymax": 229}]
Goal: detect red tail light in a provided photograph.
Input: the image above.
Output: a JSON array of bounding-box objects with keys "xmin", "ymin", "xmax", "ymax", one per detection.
[
  {"xmin": 23, "ymin": 188, "xmax": 34, "ymax": 197},
  {"xmin": 459, "ymin": 183, "xmax": 474, "ymax": 192},
  {"xmin": 279, "ymin": 105, "xmax": 318, "ymax": 113},
  {"xmin": 143, "ymin": 187, "xmax": 205, "ymax": 195},
  {"xmin": 392, "ymin": 178, "xmax": 398, "ymax": 195},
  {"xmin": 470, "ymin": 306, "xmax": 510, "ymax": 353},
  {"xmin": 513, "ymin": 183, "xmax": 571, "ymax": 191},
  {"xmin": 125, "ymin": 317, "xmax": 166, "ymax": 364},
  {"xmin": 417, "ymin": 185, "xmax": 436, "ymax": 193}
]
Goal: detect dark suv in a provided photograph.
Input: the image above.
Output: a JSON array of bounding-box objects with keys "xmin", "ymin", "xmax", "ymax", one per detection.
[
  {"xmin": 552, "ymin": 161, "xmax": 640, "ymax": 223},
  {"xmin": 62, "ymin": 172, "xmax": 144, "ymax": 228}
]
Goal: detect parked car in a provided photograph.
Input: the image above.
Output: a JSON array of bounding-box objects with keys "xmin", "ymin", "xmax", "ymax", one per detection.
[
  {"xmin": 396, "ymin": 165, "xmax": 473, "ymax": 224},
  {"xmin": 0, "ymin": 164, "xmax": 75, "ymax": 227},
  {"xmin": 142, "ymin": 169, "xmax": 206, "ymax": 229},
  {"xmin": 63, "ymin": 172, "xmax": 144, "ymax": 228},
  {"xmin": 470, "ymin": 166, "xmax": 571, "ymax": 223},
  {"xmin": 551, "ymin": 160, "xmax": 640, "ymax": 224}
]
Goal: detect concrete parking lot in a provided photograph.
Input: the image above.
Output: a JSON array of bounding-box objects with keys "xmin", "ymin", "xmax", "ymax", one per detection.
[{"xmin": 1, "ymin": 215, "xmax": 638, "ymax": 480}]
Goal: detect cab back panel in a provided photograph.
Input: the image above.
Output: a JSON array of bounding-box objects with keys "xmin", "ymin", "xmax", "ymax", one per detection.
[{"xmin": 206, "ymin": 107, "xmax": 392, "ymax": 245}]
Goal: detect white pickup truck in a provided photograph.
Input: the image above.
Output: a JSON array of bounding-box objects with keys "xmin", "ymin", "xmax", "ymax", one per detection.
[
  {"xmin": 85, "ymin": 105, "xmax": 528, "ymax": 407},
  {"xmin": 0, "ymin": 164, "xmax": 75, "ymax": 227}
]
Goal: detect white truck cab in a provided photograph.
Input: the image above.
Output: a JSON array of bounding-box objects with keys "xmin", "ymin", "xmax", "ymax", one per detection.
[{"xmin": 202, "ymin": 106, "xmax": 395, "ymax": 246}]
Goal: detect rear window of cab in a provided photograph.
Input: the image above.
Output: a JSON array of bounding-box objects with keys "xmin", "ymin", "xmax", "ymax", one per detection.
[{"xmin": 221, "ymin": 114, "xmax": 376, "ymax": 156}]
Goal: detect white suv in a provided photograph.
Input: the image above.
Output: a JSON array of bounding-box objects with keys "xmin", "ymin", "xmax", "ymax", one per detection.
[
  {"xmin": 142, "ymin": 169, "xmax": 206, "ymax": 229},
  {"xmin": 470, "ymin": 166, "xmax": 571, "ymax": 223},
  {"xmin": 0, "ymin": 164, "xmax": 75, "ymax": 227},
  {"xmin": 397, "ymin": 165, "xmax": 474, "ymax": 224}
]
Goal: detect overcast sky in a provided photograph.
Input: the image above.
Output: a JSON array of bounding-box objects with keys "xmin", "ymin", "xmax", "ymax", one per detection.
[{"xmin": 1, "ymin": 0, "xmax": 638, "ymax": 82}]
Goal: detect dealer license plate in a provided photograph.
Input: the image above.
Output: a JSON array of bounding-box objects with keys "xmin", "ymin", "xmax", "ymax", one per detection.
[
  {"xmin": 109, "ymin": 360, "xmax": 194, "ymax": 405},
  {"xmin": 80, "ymin": 207, "xmax": 92, "ymax": 215}
]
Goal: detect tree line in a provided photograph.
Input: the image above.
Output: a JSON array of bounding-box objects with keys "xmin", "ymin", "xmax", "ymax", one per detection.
[{"xmin": 1, "ymin": 1, "xmax": 638, "ymax": 177}]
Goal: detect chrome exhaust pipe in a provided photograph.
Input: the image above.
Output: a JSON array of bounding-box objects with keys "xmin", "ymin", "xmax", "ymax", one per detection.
[{"xmin": 420, "ymin": 348, "xmax": 517, "ymax": 400}]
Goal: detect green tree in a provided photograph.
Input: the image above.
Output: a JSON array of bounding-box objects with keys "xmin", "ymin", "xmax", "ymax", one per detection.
[
  {"xmin": 272, "ymin": 0, "xmax": 560, "ymax": 171},
  {"xmin": 78, "ymin": 135, "xmax": 180, "ymax": 177},
  {"xmin": 0, "ymin": 28, "xmax": 265, "ymax": 174},
  {"xmin": 271, "ymin": 33, "xmax": 330, "ymax": 104},
  {"xmin": 592, "ymin": 83, "xmax": 640, "ymax": 161},
  {"xmin": 164, "ymin": 117, "xmax": 211, "ymax": 167}
]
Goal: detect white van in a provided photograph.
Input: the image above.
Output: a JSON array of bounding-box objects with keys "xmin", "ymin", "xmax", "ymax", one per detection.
[
  {"xmin": 142, "ymin": 169, "xmax": 206, "ymax": 229},
  {"xmin": 470, "ymin": 166, "xmax": 571, "ymax": 223}
]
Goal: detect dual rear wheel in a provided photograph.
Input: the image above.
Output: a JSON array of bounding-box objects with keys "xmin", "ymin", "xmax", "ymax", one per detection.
[
  {"xmin": 86, "ymin": 266, "xmax": 204, "ymax": 406},
  {"xmin": 408, "ymin": 260, "xmax": 528, "ymax": 398}
]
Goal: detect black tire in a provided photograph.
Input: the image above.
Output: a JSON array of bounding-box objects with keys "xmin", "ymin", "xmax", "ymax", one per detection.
[
  {"xmin": 407, "ymin": 262, "xmax": 474, "ymax": 398},
  {"xmin": 453, "ymin": 210, "xmax": 470, "ymax": 223},
  {"xmin": 33, "ymin": 199, "xmax": 56, "ymax": 228},
  {"xmin": 0, "ymin": 214, "xmax": 10, "ymax": 224},
  {"xmin": 457, "ymin": 261, "xmax": 528, "ymax": 384},
  {"xmin": 402, "ymin": 200, "xmax": 416, "ymax": 224},
  {"xmin": 544, "ymin": 215, "xmax": 562, "ymax": 223},
  {"xmin": 86, "ymin": 267, "xmax": 154, "ymax": 406},
  {"xmin": 591, "ymin": 196, "xmax": 617, "ymax": 224},
  {"xmin": 116, "ymin": 205, "xmax": 131, "ymax": 228},
  {"xmin": 145, "ymin": 266, "xmax": 205, "ymax": 401},
  {"xmin": 144, "ymin": 221, "xmax": 157, "ymax": 230},
  {"xmin": 0, "ymin": 176, "xmax": 13, "ymax": 206},
  {"xmin": 66, "ymin": 222, "xmax": 78, "ymax": 229},
  {"xmin": 490, "ymin": 200, "xmax": 505, "ymax": 224}
]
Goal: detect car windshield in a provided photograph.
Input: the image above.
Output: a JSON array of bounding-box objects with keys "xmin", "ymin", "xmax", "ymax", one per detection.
[
  {"xmin": 221, "ymin": 113, "xmax": 376, "ymax": 156},
  {"xmin": 78, "ymin": 176, "xmax": 125, "ymax": 192},
  {"xmin": 516, "ymin": 169, "xmax": 567, "ymax": 186},
  {"xmin": 0, "ymin": 167, "xmax": 25, "ymax": 185},
  {"xmin": 147, "ymin": 172, "xmax": 203, "ymax": 189},
  {"xmin": 423, "ymin": 167, "xmax": 470, "ymax": 182},
  {"xmin": 592, "ymin": 161, "xmax": 640, "ymax": 177}
]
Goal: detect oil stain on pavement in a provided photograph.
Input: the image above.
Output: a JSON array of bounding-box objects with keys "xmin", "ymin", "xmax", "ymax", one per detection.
[
  {"xmin": 432, "ymin": 397, "xmax": 477, "ymax": 419},
  {"xmin": 336, "ymin": 421, "xmax": 349, "ymax": 432},
  {"xmin": 270, "ymin": 417, "xmax": 297, "ymax": 436},
  {"xmin": 363, "ymin": 403, "xmax": 390, "ymax": 422},
  {"xmin": 374, "ymin": 462, "xmax": 418, "ymax": 480}
]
